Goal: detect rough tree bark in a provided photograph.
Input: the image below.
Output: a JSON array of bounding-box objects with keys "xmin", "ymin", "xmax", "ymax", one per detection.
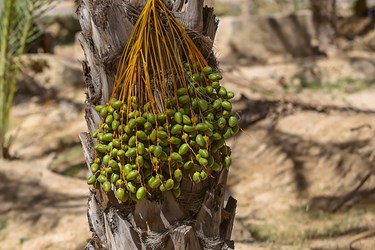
[
  {"xmin": 310, "ymin": 0, "xmax": 337, "ymax": 53},
  {"xmin": 76, "ymin": 0, "xmax": 236, "ymax": 249}
]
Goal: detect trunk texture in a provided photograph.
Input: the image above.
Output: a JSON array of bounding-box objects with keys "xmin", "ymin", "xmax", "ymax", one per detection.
[
  {"xmin": 310, "ymin": 0, "xmax": 337, "ymax": 53},
  {"xmin": 76, "ymin": 0, "xmax": 236, "ymax": 249}
]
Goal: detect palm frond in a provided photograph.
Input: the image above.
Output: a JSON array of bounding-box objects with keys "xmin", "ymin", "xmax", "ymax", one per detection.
[{"xmin": 0, "ymin": 0, "xmax": 56, "ymax": 158}]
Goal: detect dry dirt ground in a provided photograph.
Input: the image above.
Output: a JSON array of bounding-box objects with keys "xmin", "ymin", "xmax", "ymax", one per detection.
[
  {"xmin": 228, "ymin": 105, "xmax": 375, "ymax": 250},
  {"xmin": 1, "ymin": 52, "xmax": 375, "ymax": 250},
  {"xmin": 1, "ymin": 9, "xmax": 375, "ymax": 250}
]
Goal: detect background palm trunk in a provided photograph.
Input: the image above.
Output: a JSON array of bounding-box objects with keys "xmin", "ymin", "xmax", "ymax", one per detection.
[
  {"xmin": 76, "ymin": 0, "xmax": 236, "ymax": 249},
  {"xmin": 310, "ymin": 0, "xmax": 337, "ymax": 53}
]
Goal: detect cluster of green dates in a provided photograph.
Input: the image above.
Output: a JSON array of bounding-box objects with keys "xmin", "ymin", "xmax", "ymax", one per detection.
[{"xmin": 87, "ymin": 66, "xmax": 239, "ymax": 203}]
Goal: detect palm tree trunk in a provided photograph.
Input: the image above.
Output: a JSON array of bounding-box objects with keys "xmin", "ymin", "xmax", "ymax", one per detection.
[
  {"xmin": 310, "ymin": 0, "xmax": 337, "ymax": 53},
  {"xmin": 76, "ymin": 1, "xmax": 236, "ymax": 249}
]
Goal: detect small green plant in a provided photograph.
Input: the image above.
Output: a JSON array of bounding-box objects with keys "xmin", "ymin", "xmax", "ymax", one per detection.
[
  {"xmin": 19, "ymin": 237, "xmax": 30, "ymax": 244},
  {"xmin": 287, "ymin": 76, "xmax": 373, "ymax": 94},
  {"xmin": 0, "ymin": 0, "xmax": 54, "ymax": 158},
  {"xmin": 0, "ymin": 216, "xmax": 8, "ymax": 231},
  {"xmin": 213, "ymin": 3, "xmax": 242, "ymax": 16},
  {"xmin": 293, "ymin": 0, "xmax": 303, "ymax": 12},
  {"xmin": 246, "ymin": 223, "xmax": 271, "ymax": 242}
]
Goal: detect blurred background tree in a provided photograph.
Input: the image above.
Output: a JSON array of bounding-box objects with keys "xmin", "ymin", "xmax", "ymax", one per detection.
[
  {"xmin": 310, "ymin": 0, "xmax": 337, "ymax": 53},
  {"xmin": 354, "ymin": 0, "xmax": 369, "ymax": 16},
  {"xmin": 0, "ymin": 0, "xmax": 54, "ymax": 159}
]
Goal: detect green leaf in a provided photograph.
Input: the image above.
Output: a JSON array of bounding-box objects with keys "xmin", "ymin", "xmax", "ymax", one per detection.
[{"xmin": 0, "ymin": 0, "xmax": 56, "ymax": 158}]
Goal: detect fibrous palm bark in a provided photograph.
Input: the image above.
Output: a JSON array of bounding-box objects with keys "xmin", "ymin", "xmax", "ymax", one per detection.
[{"xmin": 76, "ymin": 1, "xmax": 236, "ymax": 249}]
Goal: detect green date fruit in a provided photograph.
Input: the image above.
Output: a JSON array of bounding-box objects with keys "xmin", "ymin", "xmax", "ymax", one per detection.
[
  {"xmin": 87, "ymin": 175, "xmax": 96, "ymax": 185},
  {"xmin": 90, "ymin": 67, "xmax": 237, "ymax": 203},
  {"xmin": 136, "ymin": 187, "xmax": 147, "ymax": 200},
  {"xmin": 116, "ymin": 188, "xmax": 128, "ymax": 202}
]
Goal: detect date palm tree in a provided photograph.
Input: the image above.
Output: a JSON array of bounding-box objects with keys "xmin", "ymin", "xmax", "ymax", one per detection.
[{"xmin": 77, "ymin": 0, "xmax": 237, "ymax": 249}]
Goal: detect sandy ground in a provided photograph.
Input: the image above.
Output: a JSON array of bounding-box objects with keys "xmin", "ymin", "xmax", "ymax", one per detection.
[{"xmin": 1, "ymin": 52, "xmax": 375, "ymax": 249}]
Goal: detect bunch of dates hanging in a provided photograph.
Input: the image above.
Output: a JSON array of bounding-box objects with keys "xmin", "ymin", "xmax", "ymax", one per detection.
[{"xmin": 87, "ymin": 65, "xmax": 239, "ymax": 203}]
